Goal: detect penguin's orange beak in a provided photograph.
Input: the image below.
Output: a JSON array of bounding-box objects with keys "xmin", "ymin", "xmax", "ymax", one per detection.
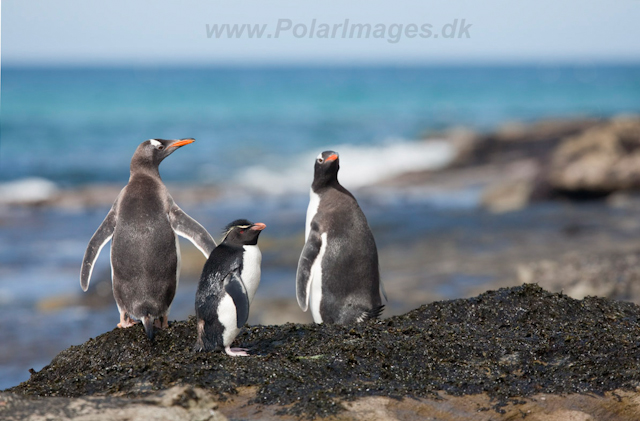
[
  {"xmin": 325, "ymin": 154, "xmax": 338, "ymax": 162},
  {"xmin": 251, "ymin": 222, "xmax": 267, "ymax": 231},
  {"xmin": 170, "ymin": 138, "xmax": 195, "ymax": 148}
]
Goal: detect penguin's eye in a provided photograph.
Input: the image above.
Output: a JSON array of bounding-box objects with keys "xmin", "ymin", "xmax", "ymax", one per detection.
[
  {"xmin": 317, "ymin": 158, "xmax": 324, "ymax": 163},
  {"xmin": 239, "ymin": 229, "xmax": 245, "ymax": 233},
  {"xmin": 158, "ymin": 145, "xmax": 165, "ymax": 150}
]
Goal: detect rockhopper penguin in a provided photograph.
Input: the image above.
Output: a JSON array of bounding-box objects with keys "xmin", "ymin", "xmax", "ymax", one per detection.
[
  {"xmin": 194, "ymin": 219, "xmax": 265, "ymax": 356},
  {"xmin": 296, "ymin": 151, "xmax": 386, "ymax": 324},
  {"xmin": 80, "ymin": 138, "xmax": 217, "ymax": 339}
]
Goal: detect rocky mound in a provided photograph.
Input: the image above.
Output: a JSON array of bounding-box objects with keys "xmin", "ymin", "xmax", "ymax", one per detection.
[{"xmin": 9, "ymin": 285, "xmax": 640, "ymax": 417}]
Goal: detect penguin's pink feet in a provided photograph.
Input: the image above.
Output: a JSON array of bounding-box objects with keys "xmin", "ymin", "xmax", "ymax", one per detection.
[
  {"xmin": 225, "ymin": 346, "xmax": 249, "ymax": 357},
  {"xmin": 117, "ymin": 313, "xmax": 136, "ymax": 328},
  {"xmin": 153, "ymin": 316, "xmax": 169, "ymax": 329}
]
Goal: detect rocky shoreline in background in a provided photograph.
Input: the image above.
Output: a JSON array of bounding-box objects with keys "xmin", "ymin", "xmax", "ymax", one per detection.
[
  {"xmin": 467, "ymin": 115, "xmax": 640, "ymax": 211},
  {"xmin": 377, "ymin": 114, "xmax": 640, "ymax": 213},
  {"xmin": 4, "ymin": 284, "xmax": 640, "ymax": 420},
  {"xmin": 0, "ymin": 182, "xmax": 221, "ymax": 209},
  {"xmin": 3, "ymin": 115, "xmax": 640, "ymax": 212}
]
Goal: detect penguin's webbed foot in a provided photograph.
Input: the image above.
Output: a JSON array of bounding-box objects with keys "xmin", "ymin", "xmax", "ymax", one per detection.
[
  {"xmin": 150, "ymin": 316, "xmax": 169, "ymax": 330},
  {"xmin": 117, "ymin": 313, "xmax": 137, "ymax": 328},
  {"xmin": 225, "ymin": 346, "xmax": 249, "ymax": 357},
  {"xmin": 193, "ymin": 336, "xmax": 206, "ymax": 353}
]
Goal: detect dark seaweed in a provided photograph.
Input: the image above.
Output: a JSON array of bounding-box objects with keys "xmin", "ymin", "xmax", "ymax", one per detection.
[{"xmin": 9, "ymin": 284, "xmax": 640, "ymax": 417}]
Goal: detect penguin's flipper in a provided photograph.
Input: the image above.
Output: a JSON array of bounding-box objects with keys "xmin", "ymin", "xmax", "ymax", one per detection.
[
  {"xmin": 80, "ymin": 207, "xmax": 117, "ymax": 291},
  {"xmin": 169, "ymin": 203, "xmax": 217, "ymax": 257},
  {"xmin": 224, "ymin": 270, "xmax": 250, "ymax": 328},
  {"xmin": 296, "ymin": 225, "xmax": 323, "ymax": 312}
]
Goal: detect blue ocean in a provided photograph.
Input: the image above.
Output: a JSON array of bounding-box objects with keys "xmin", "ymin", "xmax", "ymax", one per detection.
[
  {"xmin": 1, "ymin": 65, "xmax": 640, "ymax": 390},
  {"xmin": 3, "ymin": 65, "xmax": 640, "ymax": 186}
]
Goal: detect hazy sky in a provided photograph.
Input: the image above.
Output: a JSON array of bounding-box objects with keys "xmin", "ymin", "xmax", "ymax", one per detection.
[{"xmin": 3, "ymin": 0, "xmax": 640, "ymax": 65}]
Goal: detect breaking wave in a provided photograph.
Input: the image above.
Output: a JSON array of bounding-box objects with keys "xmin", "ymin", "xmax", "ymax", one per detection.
[
  {"xmin": 0, "ymin": 177, "xmax": 59, "ymax": 205},
  {"xmin": 235, "ymin": 139, "xmax": 455, "ymax": 195}
]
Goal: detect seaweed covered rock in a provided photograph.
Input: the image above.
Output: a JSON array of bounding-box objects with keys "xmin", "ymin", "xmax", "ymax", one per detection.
[{"xmin": 9, "ymin": 284, "xmax": 640, "ymax": 418}]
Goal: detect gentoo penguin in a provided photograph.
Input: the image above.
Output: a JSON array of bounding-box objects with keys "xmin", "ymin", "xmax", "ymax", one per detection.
[
  {"xmin": 80, "ymin": 138, "xmax": 217, "ymax": 339},
  {"xmin": 194, "ymin": 219, "xmax": 265, "ymax": 356},
  {"xmin": 296, "ymin": 151, "xmax": 386, "ymax": 324}
]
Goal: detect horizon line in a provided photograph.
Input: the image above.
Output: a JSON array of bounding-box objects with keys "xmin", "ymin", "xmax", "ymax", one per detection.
[{"xmin": 3, "ymin": 59, "xmax": 640, "ymax": 70}]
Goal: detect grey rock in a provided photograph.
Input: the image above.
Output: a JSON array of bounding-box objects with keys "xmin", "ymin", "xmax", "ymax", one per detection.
[
  {"xmin": 548, "ymin": 116, "xmax": 640, "ymax": 194},
  {"xmin": 0, "ymin": 385, "xmax": 227, "ymax": 421}
]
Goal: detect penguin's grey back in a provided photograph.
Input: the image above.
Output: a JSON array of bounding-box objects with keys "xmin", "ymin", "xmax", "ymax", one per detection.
[
  {"xmin": 312, "ymin": 185, "xmax": 382, "ymax": 324},
  {"xmin": 111, "ymin": 174, "xmax": 179, "ymax": 319},
  {"xmin": 195, "ymin": 243, "xmax": 243, "ymax": 351}
]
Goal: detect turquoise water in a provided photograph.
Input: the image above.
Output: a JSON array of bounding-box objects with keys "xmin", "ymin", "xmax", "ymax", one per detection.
[{"xmin": 3, "ymin": 65, "xmax": 640, "ymax": 185}]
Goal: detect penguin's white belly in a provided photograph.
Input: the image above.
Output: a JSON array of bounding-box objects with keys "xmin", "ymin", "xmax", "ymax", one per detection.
[
  {"xmin": 217, "ymin": 294, "xmax": 240, "ymax": 347},
  {"xmin": 241, "ymin": 244, "xmax": 262, "ymax": 302},
  {"xmin": 305, "ymin": 189, "xmax": 321, "ymax": 241},
  {"xmin": 174, "ymin": 232, "xmax": 181, "ymax": 291},
  {"xmin": 308, "ymin": 232, "xmax": 328, "ymax": 323}
]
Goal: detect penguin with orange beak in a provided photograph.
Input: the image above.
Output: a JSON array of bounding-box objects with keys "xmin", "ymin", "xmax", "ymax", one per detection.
[
  {"xmin": 195, "ymin": 219, "xmax": 266, "ymax": 356},
  {"xmin": 80, "ymin": 138, "xmax": 217, "ymax": 339},
  {"xmin": 296, "ymin": 151, "xmax": 386, "ymax": 324}
]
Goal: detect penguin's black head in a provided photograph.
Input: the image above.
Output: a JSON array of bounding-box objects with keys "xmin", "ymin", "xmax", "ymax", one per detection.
[
  {"xmin": 312, "ymin": 151, "xmax": 340, "ymax": 190},
  {"xmin": 221, "ymin": 219, "xmax": 266, "ymax": 246},
  {"xmin": 131, "ymin": 138, "xmax": 195, "ymax": 172}
]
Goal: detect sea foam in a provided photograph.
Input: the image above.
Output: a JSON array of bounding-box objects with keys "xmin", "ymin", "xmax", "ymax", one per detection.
[
  {"xmin": 235, "ymin": 139, "xmax": 455, "ymax": 195},
  {"xmin": 0, "ymin": 177, "xmax": 59, "ymax": 205}
]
